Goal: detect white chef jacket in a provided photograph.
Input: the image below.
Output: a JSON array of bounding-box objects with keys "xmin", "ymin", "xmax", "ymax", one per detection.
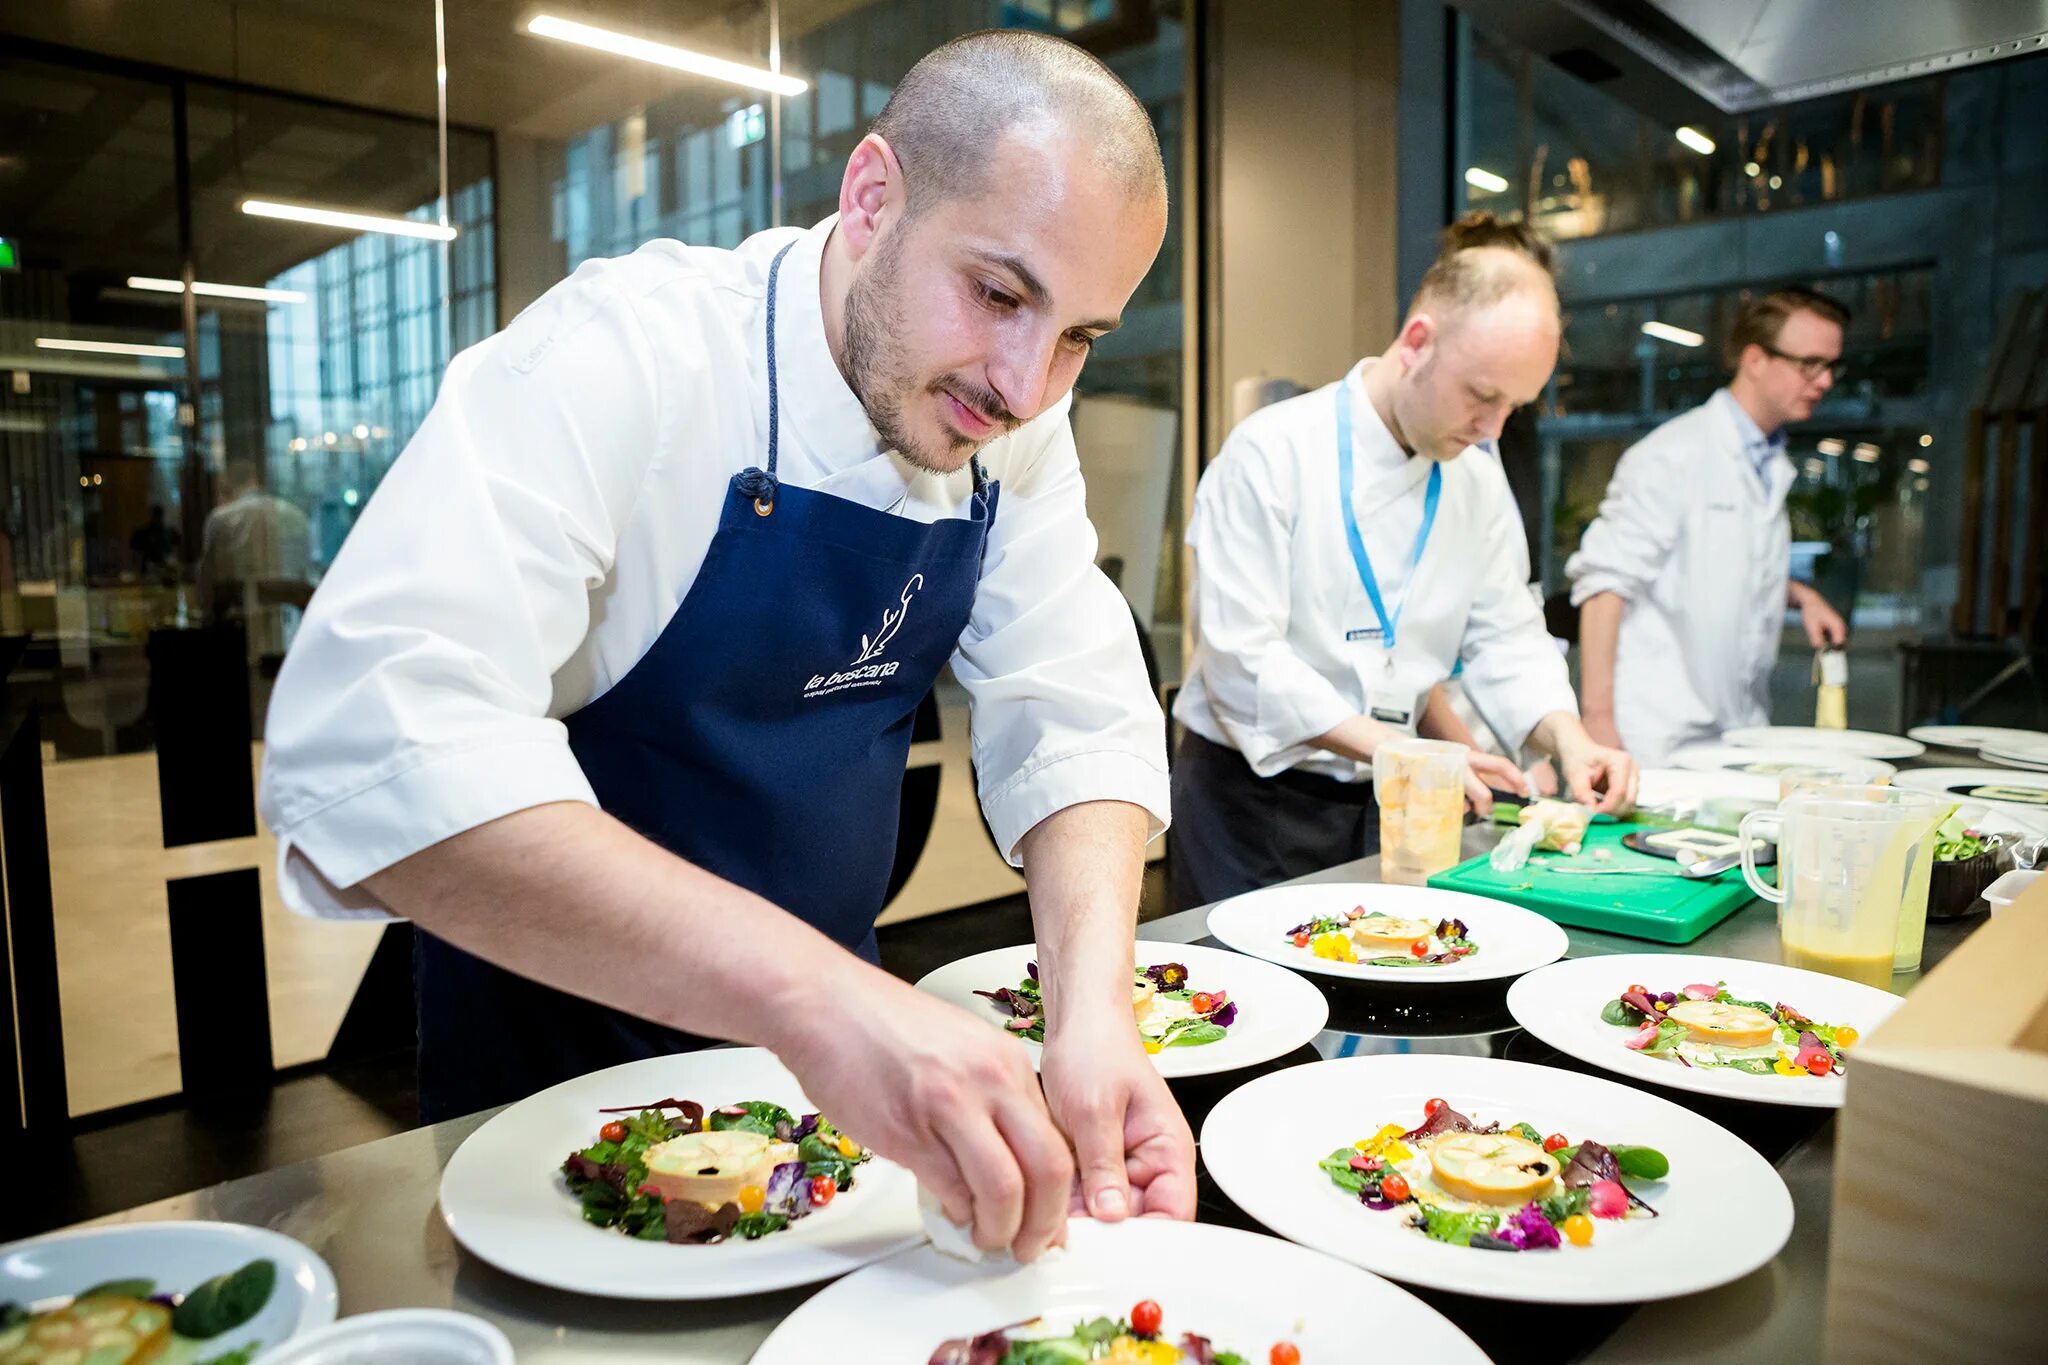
[
  {"xmin": 258, "ymin": 215, "xmax": 1169, "ymax": 920},
  {"xmin": 1565, "ymin": 389, "xmax": 1796, "ymax": 765},
  {"xmin": 1174, "ymin": 360, "xmax": 1577, "ymax": 782}
]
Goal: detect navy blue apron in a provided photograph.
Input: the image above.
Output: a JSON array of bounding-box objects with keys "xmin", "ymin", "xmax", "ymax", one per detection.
[{"xmin": 414, "ymin": 241, "xmax": 1000, "ymax": 1120}]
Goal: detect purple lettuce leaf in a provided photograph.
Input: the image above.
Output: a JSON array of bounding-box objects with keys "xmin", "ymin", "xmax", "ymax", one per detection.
[
  {"xmin": 1210, "ymin": 1000, "xmax": 1239, "ymax": 1028},
  {"xmin": 1402, "ymin": 1104, "xmax": 1498, "ymax": 1142}
]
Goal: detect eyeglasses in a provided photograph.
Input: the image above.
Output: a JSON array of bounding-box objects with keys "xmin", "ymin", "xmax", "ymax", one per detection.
[{"xmin": 1760, "ymin": 344, "xmax": 1845, "ymax": 381}]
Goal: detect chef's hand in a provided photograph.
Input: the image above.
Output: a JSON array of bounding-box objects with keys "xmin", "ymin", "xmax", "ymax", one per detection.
[
  {"xmin": 774, "ymin": 966, "xmax": 1074, "ymax": 1261},
  {"xmin": 1461, "ymin": 751, "xmax": 1529, "ymax": 818},
  {"xmin": 1582, "ymin": 711, "xmax": 1625, "ymax": 752},
  {"xmin": 1798, "ymin": 591, "xmax": 1848, "ymax": 650},
  {"xmin": 1040, "ymin": 1014, "xmax": 1196, "ymax": 1222},
  {"xmin": 1557, "ymin": 736, "xmax": 1639, "ymax": 815}
]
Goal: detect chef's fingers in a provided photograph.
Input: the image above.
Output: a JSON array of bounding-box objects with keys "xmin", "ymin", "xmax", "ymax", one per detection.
[
  {"xmin": 1470, "ymin": 752, "xmax": 1527, "ymax": 795},
  {"xmin": 915, "ymin": 1128, "xmax": 974, "ymax": 1228},
  {"xmin": 1058, "ymin": 1076, "xmax": 1137, "ymax": 1225},
  {"xmin": 1461, "ymin": 768, "xmax": 1494, "ymax": 817},
  {"xmin": 934, "ymin": 1108, "xmax": 1028, "ymax": 1256},
  {"xmin": 995, "ymin": 1092, "xmax": 1075, "ymax": 1258}
]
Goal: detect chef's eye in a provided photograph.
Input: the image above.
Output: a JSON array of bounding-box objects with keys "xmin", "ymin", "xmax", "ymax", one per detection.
[
  {"xmin": 1064, "ymin": 328, "xmax": 1097, "ymax": 352},
  {"xmin": 977, "ymin": 281, "xmax": 1020, "ymax": 312}
]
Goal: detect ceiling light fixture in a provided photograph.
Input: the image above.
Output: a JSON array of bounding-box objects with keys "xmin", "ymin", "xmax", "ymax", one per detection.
[
  {"xmin": 241, "ymin": 198, "xmax": 458, "ymax": 241},
  {"xmin": 1640, "ymin": 320, "xmax": 1704, "ymax": 347},
  {"xmin": 526, "ymin": 14, "xmax": 807, "ymax": 95},
  {"xmin": 1463, "ymin": 166, "xmax": 1510, "ymax": 194},
  {"xmin": 127, "ymin": 276, "xmax": 307, "ymax": 303},
  {"xmin": 1675, "ymin": 126, "xmax": 1716, "ymax": 155},
  {"xmin": 35, "ymin": 337, "xmax": 185, "ymax": 358}
]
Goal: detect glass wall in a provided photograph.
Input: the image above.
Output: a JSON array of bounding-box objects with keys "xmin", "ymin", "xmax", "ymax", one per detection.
[
  {"xmin": 1456, "ymin": 16, "xmax": 2048, "ymax": 625},
  {"xmin": 0, "ymin": 45, "xmax": 493, "ymax": 1115}
]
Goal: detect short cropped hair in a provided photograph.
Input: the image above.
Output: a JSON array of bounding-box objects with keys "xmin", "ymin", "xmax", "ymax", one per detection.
[
  {"xmin": 1724, "ymin": 287, "xmax": 1851, "ymax": 368},
  {"xmin": 1412, "ymin": 211, "xmax": 1556, "ymax": 318},
  {"xmin": 870, "ymin": 30, "xmax": 1166, "ymax": 213}
]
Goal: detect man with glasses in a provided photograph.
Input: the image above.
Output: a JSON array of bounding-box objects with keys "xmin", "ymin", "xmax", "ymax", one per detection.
[{"xmin": 1568, "ymin": 287, "xmax": 1851, "ymax": 764}]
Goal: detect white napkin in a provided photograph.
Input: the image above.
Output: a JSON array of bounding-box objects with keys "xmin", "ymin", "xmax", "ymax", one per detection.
[{"xmin": 919, "ymin": 1185, "xmax": 1011, "ymax": 1265}]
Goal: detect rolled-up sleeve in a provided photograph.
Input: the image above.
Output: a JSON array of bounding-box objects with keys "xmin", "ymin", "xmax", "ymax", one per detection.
[
  {"xmin": 1458, "ymin": 467, "xmax": 1577, "ymax": 751},
  {"xmin": 1185, "ymin": 431, "xmax": 1357, "ymax": 776},
  {"xmin": 1566, "ymin": 438, "xmax": 1683, "ymax": 606},
  {"xmin": 258, "ymin": 270, "xmax": 665, "ymax": 919},
  {"xmin": 954, "ymin": 399, "xmax": 1170, "ymax": 865}
]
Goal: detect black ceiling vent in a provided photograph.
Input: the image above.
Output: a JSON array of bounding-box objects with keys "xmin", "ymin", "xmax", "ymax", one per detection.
[{"xmin": 1548, "ymin": 45, "xmax": 1624, "ymax": 84}]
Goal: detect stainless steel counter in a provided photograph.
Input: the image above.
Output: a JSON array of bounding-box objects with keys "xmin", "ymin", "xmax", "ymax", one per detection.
[{"xmin": 83, "ymin": 825, "xmax": 1980, "ymax": 1362}]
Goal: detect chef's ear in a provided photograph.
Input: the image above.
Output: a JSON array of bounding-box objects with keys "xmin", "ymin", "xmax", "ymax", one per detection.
[
  {"xmin": 1394, "ymin": 312, "xmax": 1437, "ymax": 374},
  {"xmin": 839, "ymin": 133, "xmax": 907, "ymax": 261}
]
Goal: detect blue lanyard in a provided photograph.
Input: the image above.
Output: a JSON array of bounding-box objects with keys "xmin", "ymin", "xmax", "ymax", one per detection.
[{"xmin": 1336, "ymin": 380, "xmax": 1440, "ymax": 651}]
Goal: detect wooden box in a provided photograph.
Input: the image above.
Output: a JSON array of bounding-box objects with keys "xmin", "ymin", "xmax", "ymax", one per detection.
[{"xmin": 1823, "ymin": 879, "xmax": 2048, "ymax": 1362}]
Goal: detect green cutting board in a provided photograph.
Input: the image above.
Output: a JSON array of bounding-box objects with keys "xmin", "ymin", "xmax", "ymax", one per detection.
[{"xmin": 1427, "ymin": 821, "xmax": 1758, "ymax": 944}]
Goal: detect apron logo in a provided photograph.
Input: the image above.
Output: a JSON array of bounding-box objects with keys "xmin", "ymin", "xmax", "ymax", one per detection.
[{"xmin": 804, "ymin": 573, "xmax": 923, "ymax": 699}]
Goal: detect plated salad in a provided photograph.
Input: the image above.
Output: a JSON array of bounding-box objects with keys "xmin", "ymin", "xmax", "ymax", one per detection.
[
  {"xmin": 0, "ymin": 1258, "xmax": 275, "ymax": 1365},
  {"xmin": 1283, "ymin": 906, "xmax": 1477, "ymax": 967},
  {"xmin": 1318, "ymin": 1100, "xmax": 1668, "ymax": 1252},
  {"xmin": 562, "ymin": 1098, "xmax": 869, "ymax": 1244},
  {"xmin": 976, "ymin": 962, "xmax": 1239, "ymax": 1053},
  {"xmin": 1600, "ymin": 980, "xmax": 1859, "ymax": 1079},
  {"xmin": 930, "ymin": 1299, "xmax": 1297, "ymax": 1364}
]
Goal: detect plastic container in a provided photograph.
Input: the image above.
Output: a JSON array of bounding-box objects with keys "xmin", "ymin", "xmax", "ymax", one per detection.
[{"xmin": 1982, "ymin": 869, "xmax": 2041, "ymax": 914}]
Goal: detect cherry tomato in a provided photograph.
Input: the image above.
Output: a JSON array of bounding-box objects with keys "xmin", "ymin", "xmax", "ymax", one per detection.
[
  {"xmin": 1271, "ymin": 1345, "xmax": 1302, "ymax": 1365},
  {"xmin": 1562, "ymin": 1213, "xmax": 1594, "ymax": 1247},
  {"xmin": 809, "ymin": 1175, "xmax": 837, "ymax": 1207},
  {"xmin": 1543, "ymin": 1132, "xmax": 1569, "ymax": 1153},
  {"xmin": 1423, "ymin": 1097, "xmax": 1447, "ymax": 1119},
  {"xmin": 1807, "ymin": 1051, "xmax": 1835, "ymax": 1077},
  {"xmin": 737, "ymin": 1185, "xmax": 765, "ymax": 1214},
  {"xmin": 1410, "ymin": 939, "xmax": 1430, "ymax": 957},
  {"xmin": 1836, "ymin": 1026, "xmax": 1859, "ymax": 1048},
  {"xmin": 1292, "ymin": 931, "xmax": 1312, "ymax": 948},
  {"xmin": 1191, "ymin": 992, "xmax": 1216, "ymax": 1014},
  {"xmin": 1130, "ymin": 1299, "xmax": 1163, "ymax": 1337},
  {"xmin": 1627, "ymin": 984, "xmax": 1648, "ymax": 997},
  {"xmin": 598, "ymin": 1120, "xmax": 627, "ymax": 1143},
  {"xmin": 1380, "ymin": 1172, "xmax": 1411, "ymax": 1202}
]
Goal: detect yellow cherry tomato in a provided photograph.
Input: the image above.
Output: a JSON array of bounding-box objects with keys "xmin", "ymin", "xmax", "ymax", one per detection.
[
  {"xmin": 1562, "ymin": 1214, "xmax": 1594, "ymax": 1246},
  {"xmin": 1143, "ymin": 1039, "xmax": 1163, "ymax": 1054},
  {"xmin": 1836, "ymin": 1026, "xmax": 1859, "ymax": 1049},
  {"xmin": 737, "ymin": 1185, "xmax": 765, "ymax": 1214},
  {"xmin": 836, "ymin": 1134, "xmax": 862, "ymax": 1159}
]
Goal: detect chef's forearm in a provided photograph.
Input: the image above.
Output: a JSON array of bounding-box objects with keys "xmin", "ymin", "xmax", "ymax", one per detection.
[
  {"xmin": 1312, "ymin": 713, "xmax": 1396, "ymax": 763},
  {"xmin": 1526, "ymin": 709, "xmax": 1596, "ymax": 760},
  {"xmin": 363, "ymin": 801, "xmax": 859, "ymax": 1050},
  {"xmin": 1017, "ymin": 799, "xmax": 1148, "ymax": 1032},
  {"xmin": 1417, "ymin": 687, "xmax": 1476, "ymax": 746},
  {"xmin": 1576, "ymin": 592, "xmax": 1624, "ymax": 721}
]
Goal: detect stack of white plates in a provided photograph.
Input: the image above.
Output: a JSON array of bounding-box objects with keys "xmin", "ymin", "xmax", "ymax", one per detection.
[
  {"xmin": 1907, "ymin": 724, "xmax": 2048, "ymax": 756},
  {"xmin": 1720, "ymin": 726, "xmax": 1925, "ymax": 760},
  {"xmin": 1979, "ymin": 734, "xmax": 2048, "ymax": 772}
]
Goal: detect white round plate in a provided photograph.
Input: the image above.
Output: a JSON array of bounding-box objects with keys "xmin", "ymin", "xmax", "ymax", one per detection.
[
  {"xmin": 1892, "ymin": 767, "xmax": 2048, "ymax": 829},
  {"xmin": 915, "ymin": 940, "xmax": 1328, "ymax": 1078},
  {"xmin": 1908, "ymin": 724, "xmax": 2048, "ymax": 753},
  {"xmin": 1505, "ymin": 954, "xmax": 1905, "ymax": 1109},
  {"xmin": 1634, "ymin": 766, "xmax": 1779, "ymax": 809},
  {"xmin": 750, "ymin": 1214, "xmax": 1487, "ymax": 1364},
  {"xmin": 1206, "ymin": 881, "xmax": 1569, "ymax": 985},
  {"xmin": 1200, "ymin": 1054, "xmax": 1792, "ymax": 1304},
  {"xmin": 0, "ymin": 1221, "xmax": 337, "ymax": 1355},
  {"xmin": 437, "ymin": 1047, "xmax": 923, "ymax": 1299},
  {"xmin": 1982, "ymin": 748, "xmax": 2048, "ymax": 772},
  {"xmin": 1669, "ymin": 742, "xmax": 1896, "ymax": 781},
  {"xmin": 1980, "ymin": 734, "xmax": 2048, "ymax": 767},
  {"xmin": 259, "ymin": 1309, "xmax": 512, "ymax": 1365},
  {"xmin": 1721, "ymin": 725, "xmax": 1925, "ymax": 759}
]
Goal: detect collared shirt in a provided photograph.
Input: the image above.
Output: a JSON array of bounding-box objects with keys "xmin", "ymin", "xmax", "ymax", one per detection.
[
  {"xmin": 1713, "ymin": 387, "xmax": 1786, "ymax": 484},
  {"xmin": 259, "ymin": 216, "xmax": 1168, "ymax": 919},
  {"xmin": 1174, "ymin": 359, "xmax": 1577, "ymax": 782}
]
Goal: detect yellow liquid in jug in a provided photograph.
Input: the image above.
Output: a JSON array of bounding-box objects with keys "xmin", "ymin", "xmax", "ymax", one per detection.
[{"xmin": 1781, "ymin": 942, "xmax": 1894, "ymax": 990}]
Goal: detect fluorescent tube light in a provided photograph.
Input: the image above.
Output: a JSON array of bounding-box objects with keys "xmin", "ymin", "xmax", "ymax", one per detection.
[
  {"xmin": 1464, "ymin": 166, "xmax": 1510, "ymax": 194},
  {"xmin": 1639, "ymin": 320, "xmax": 1704, "ymax": 348},
  {"xmin": 527, "ymin": 14, "xmax": 806, "ymax": 96},
  {"xmin": 241, "ymin": 199, "xmax": 457, "ymax": 241},
  {"xmin": 35, "ymin": 337, "xmax": 185, "ymax": 358},
  {"xmin": 127, "ymin": 275, "xmax": 308, "ymax": 303},
  {"xmin": 1675, "ymin": 126, "xmax": 1716, "ymax": 155}
]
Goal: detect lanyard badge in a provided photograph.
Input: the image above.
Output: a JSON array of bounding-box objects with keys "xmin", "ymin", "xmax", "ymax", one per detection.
[{"xmin": 1337, "ymin": 381, "xmax": 1439, "ymax": 731}]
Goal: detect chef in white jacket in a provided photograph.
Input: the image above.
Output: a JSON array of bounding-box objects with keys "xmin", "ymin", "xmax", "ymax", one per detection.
[
  {"xmin": 1567, "ymin": 288, "xmax": 1850, "ymax": 764},
  {"xmin": 1171, "ymin": 215, "xmax": 1637, "ymax": 908},
  {"xmin": 258, "ymin": 33, "xmax": 1190, "ymax": 1262}
]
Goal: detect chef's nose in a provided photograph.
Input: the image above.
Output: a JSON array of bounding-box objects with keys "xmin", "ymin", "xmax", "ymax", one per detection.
[{"xmin": 987, "ymin": 328, "xmax": 1059, "ymax": 422}]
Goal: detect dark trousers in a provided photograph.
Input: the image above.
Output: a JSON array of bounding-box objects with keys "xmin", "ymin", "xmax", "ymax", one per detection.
[{"xmin": 1168, "ymin": 729, "xmax": 1380, "ymax": 912}]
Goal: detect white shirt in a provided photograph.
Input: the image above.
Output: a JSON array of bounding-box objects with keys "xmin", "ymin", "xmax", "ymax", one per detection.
[
  {"xmin": 259, "ymin": 216, "xmax": 1169, "ymax": 920},
  {"xmin": 1174, "ymin": 360, "xmax": 1577, "ymax": 782},
  {"xmin": 1565, "ymin": 390, "xmax": 1795, "ymax": 765}
]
